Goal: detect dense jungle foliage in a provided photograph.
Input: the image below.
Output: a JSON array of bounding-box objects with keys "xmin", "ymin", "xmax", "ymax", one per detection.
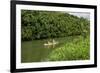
[{"xmin": 21, "ymin": 10, "xmax": 90, "ymax": 41}]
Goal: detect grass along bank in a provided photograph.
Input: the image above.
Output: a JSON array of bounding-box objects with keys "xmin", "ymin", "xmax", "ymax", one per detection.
[{"xmin": 47, "ymin": 35, "xmax": 90, "ymax": 61}]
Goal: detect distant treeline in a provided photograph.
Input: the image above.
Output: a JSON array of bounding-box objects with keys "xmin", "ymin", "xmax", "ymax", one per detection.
[{"xmin": 21, "ymin": 10, "xmax": 90, "ymax": 41}]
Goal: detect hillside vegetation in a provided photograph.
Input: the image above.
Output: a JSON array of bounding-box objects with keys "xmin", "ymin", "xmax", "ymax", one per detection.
[{"xmin": 21, "ymin": 10, "xmax": 90, "ymax": 41}]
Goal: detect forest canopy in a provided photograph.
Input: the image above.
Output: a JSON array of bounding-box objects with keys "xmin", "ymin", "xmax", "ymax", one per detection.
[{"xmin": 21, "ymin": 10, "xmax": 90, "ymax": 41}]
